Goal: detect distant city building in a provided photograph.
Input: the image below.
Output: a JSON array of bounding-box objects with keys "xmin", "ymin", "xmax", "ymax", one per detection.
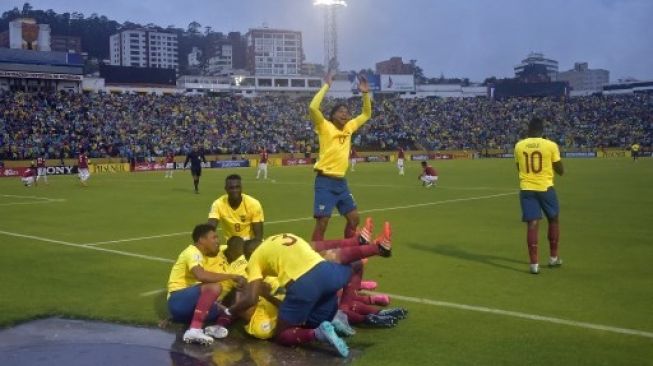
[
  {"xmin": 0, "ymin": 18, "xmax": 51, "ymax": 51},
  {"xmin": 557, "ymin": 62, "xmax": 609, "ymax": 91},
  {"xmin": 376, "ymin": 57, "xmax": 413, "ymax": 75},
  {"xmin": 206, "ymin": 44, "xmax": 233, "ymax": 75},
  {"xmin": 109, "ymin": 29, "xmax": 178, "ymax": 71},
  {"xmin": 514, "ymin": 52, "xmax": 558, "ymax": 81},
  {"xmin": 210, "ymin": 32, "xmax": 247, "ymax": 70},
  {"xmin": 301, "ymin": 62, "xmax": 325, "ymax": 76},
  {"xmin": 50, "ymin": 35, "xmax": 82, "ymax": 53},
  {"xmin": 188, "ymin": 47, "xmax": 202, "ymax": 68},
  {"xmin": 246, "ymin": 27, "xmax": 303, "ymax": 75}
]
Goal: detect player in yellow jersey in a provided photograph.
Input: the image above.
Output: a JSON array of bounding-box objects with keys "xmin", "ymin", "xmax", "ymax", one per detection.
[
  {"xmin": 309, "ymin": 71, "xmax": 372, "ymax": 242},
  {"xmin": 208, "ymin": 174, "xmax": 264, "ymax": 245},
  {"xmin": 631, "ymin": 142, "xmax": 640, "ymax": 161},
  {"xmin": 166, "ymin": 224, "xmax": 246, "ymax": 345},
  {"xmin": 514, "ymin": 118, "xmax": 565, "ymax": 274},
  {"xmin": 225, "ymin": 231, "xmax": 395, "ymax": 358}
]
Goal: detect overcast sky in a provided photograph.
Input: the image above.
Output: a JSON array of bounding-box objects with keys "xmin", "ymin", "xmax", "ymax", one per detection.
[{"xmin": 5, "ymin": 0, "xmax": 652, "ymax": 81}]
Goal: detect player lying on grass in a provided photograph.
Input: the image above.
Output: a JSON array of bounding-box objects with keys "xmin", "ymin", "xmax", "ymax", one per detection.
[
  {"xmin": 223, "ymin": 230, "xmax": 399, "ymax": 358},
  {"xmin": 166, "ymin": 224, "xmax": 246, "ymax": 345}
]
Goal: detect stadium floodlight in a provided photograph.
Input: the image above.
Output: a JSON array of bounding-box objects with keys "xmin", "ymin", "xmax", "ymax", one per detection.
[
  {"xmin": 314, "ymin": 0, "xmax": 347, "ymax": 6},
  {"xmin": 314, "ymin": 0, "xmax": 347, "ymax": 72}
]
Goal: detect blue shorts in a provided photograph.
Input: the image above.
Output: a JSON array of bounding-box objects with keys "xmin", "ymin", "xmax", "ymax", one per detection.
[
  {"xmin": 313, "ymin": 175, "xmax": 356, "ymax": 218},
  {"xmin": 167, "ymin": 285, "xmax": 220, "ymax": 324},
  {"xmin": 520, "ymin": 187, "xmax": 560, "ymax": 222},
  {"xmin": 279, "ymin": 261, "xmax": 353, "ymax": 328}
]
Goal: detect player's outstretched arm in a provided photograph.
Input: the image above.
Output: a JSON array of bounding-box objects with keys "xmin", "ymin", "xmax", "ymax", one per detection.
[
  {"xmin": 348, "ymin": 76, "xmax": 372, "ymax": 131},
  {"xmin": 251, "ymin": 222, "xmax": 264, "ymax": 245},
  {"xmin": 309, "ymin": 72, "xmax": 332, "ymax": 124}
]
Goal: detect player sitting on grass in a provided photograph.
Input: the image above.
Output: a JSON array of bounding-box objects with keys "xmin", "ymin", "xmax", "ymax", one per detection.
[{"xmin": 166, "ymin": 224, "xmax": 246, "ymax": 345}]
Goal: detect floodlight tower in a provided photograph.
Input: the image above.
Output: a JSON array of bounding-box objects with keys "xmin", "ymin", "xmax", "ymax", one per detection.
[{"xmin": 314, "ymin": 0, "xmax": 347, "ymax": 72}]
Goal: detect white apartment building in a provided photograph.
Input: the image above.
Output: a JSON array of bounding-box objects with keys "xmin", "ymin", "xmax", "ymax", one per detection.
[
  {"xmin": 246, "ymin": 28, "xmax": 303, "ymax": 75},
  {"xmin": 110, "ymin": 29, "xmax": 178, "ymax": 71},
  {"xmin": 557, "ymin": 62, "xmax": 609, "ymax": 91}
]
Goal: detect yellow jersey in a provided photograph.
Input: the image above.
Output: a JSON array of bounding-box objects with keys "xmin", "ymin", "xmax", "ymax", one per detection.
[
  {"xmin": 167, "ymin": 245, "xmax": 207, "ymax": 295},
  {"xmin": 246, "ymin": 233, "xmax": 324, "ymax": 287},
  {"xmin": 244, "ymin": 277, "xmax": 284, "ymax": 340},
  {"xmin": 208, "ymin": 194, "xmax": 264, "ymax": 242},
  {"xmin": 632, "ymin": 144, "xmax": 640, "ymax": 152},
  {"xmin": 309, "ymin": 84, "xmax": 372, "ymax": 177},
  {"xmin": 514, "ymin": 137, "xmax": 561, "ymax": 191}
]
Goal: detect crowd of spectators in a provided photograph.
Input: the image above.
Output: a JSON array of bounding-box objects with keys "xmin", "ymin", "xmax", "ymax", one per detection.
[{"xmin": 1, "ymin": 90, "xmax": 651, "ymax": 161}]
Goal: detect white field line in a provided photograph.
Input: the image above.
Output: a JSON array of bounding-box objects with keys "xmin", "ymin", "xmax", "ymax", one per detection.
[
  {"xmin": 139, "ymin": 288, "xmax": 167, "ymax": 297},
  {"xmin": 83, "ymin": 192, "xmax": 515, "ymax": 246},
  {"xmin": 0, "ymin": 200, "xmax": 65, "ymax": 207},
  {"xmin": 1, "ymin": 194, "xmax": 59, "ymax": 201},
  {"xmin": 1, "ymin": 224, "xmax": 652, "ymax": 340},
  {"xmin": 373, "ymin": 292, "xmax": 653, "ymax": 339},
  {"xmin": 0, "ymin": 230, "xmax": 173, "ymax": 263},
  {"xmin": 135, "ymin": 286, "xmax": 653, "ymax": 339}
]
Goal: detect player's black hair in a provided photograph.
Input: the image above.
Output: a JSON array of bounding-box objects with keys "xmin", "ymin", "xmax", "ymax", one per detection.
[
  {"xmin": 421, "ymin": 161, "xmax": 427, "ymax": 166},
  {"xmin": 225, "ymin": 174, "xmax": 241, "ymax": 183},
  {"xmin": 329, "ymin": 104, "xmax": 348, "ymax": 121},
  {"xmin": 192, "ymin": 223, "xmax": 215, "ymax": 243},
  {"xmin": 227, "ymin": 236, "xmax": 245, "ymax": 247},
  {"xmin": 528, "ymin": 117, "xmax": 544, "ymax": 135}
]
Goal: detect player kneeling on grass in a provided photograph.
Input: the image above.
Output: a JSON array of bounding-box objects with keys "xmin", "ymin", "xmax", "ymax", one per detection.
[
  {"xmin": 419, "ymin": 161, "xmax": 438, "ymax": 188},
  {"xmin": 167, "ymin": 224, "xmax": 246, "ymax": 345}
]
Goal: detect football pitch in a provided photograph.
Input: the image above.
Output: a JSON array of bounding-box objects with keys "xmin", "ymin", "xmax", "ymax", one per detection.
[{"xmin": 0, "ymin": 158, "xmax": 652, "ymax": 365}]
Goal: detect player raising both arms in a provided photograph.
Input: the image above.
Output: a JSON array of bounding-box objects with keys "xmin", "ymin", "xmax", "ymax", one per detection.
[
  {"xmin": 309, "ymin": 71, "xmax": 372, "ymax": 241},
  {"xmin": 514, "ymin": 117, "xmax": 564, "ymax": 274}
]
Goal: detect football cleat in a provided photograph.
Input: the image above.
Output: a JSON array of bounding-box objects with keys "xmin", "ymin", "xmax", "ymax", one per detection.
[
  {"xmin": 529, "ymin": 263, "xmax": 540, "ymax": 274},
  {"xmin": 364, "ymin": 314, "xmax": 397, "ymax": 328},
  {"xmin": 375, "ymin": 222, "xmax": 392, "ymax": 257},
  {"xmin": 315, "ymin": 321, "xmax": 349, "ymax": 358},
  {"xmin": 204, "ymin": 324, "xmax": 229, "ymax": 339},
  {"xmin": 331, "ymin": 310, "xmax": 356, "ymax": 337},
  {"xmin": 548, "ymin": 257, "xmax": 563, "ymax": 268},
  {"xmin": 377, "ymin": 307, "xmax": 408, "ymax": 320},
  {"xmin": 358, "ymin": 217, "xmax": 374, "ymax": 245},
  {"xmin": 182, "ymin": 328, "xmax": 214, "ymax": 345}
]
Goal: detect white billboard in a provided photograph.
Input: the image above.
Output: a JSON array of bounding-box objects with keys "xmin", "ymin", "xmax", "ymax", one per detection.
[{"xmin": 380, "ymin": 74, "xmax": 415, "ymax": 92}]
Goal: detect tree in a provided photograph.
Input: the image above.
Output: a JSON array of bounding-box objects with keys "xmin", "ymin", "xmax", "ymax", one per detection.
[
  {"xmin": 187, "ymin": 21, "xmax": 201, "ymax": 34},
  {"xmin": 22, "ymin": 2, "xmax": 33, "ymax": 15}
]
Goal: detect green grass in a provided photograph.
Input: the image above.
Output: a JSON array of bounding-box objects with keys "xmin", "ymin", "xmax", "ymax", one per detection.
[{"xmin": 1, "ymin": 158, "xmax": 652, "ymax": 365}]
